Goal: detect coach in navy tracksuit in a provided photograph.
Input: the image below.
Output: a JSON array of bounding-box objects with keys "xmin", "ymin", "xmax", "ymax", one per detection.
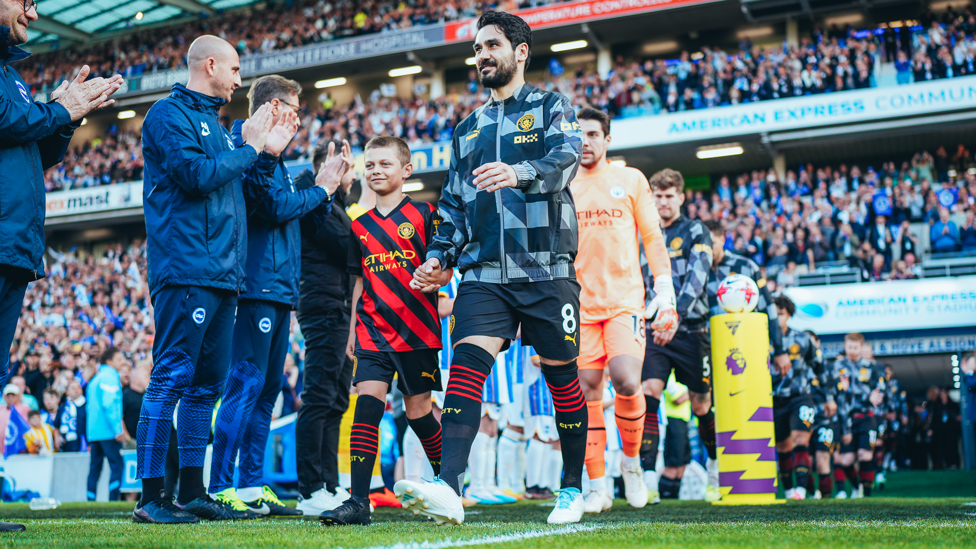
[
  {"xmin": 134, "ymin": 36, "xmax": 286, "ymax": 524},
  {"xmin": 208, "ymin": 75, "xmax": 349, "ymax": 515},
  {"xmin": 1, "ymin": 7, "xmax": 122, "ymax": 533}
]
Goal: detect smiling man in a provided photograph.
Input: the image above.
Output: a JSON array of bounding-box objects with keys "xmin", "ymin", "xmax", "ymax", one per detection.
[{"xmin": 404, "ymin": 11, "xmax": 585, "ymax": 525}]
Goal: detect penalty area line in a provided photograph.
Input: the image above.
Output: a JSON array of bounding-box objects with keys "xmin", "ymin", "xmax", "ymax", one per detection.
[{"xmin": 351, "ymin": 523, "xmax": 609, "ymax": 549}]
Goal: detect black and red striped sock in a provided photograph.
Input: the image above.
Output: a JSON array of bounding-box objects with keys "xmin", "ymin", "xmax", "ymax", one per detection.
[
  {"xmin": 859, "ymin": 461, "xmax": 875, "ymax": 496},
  {"xmin": 833, "ymin": 467, "xmax": 846, "ymax": 489},
  {"xmin": 819, "ymin": 473, "xmax": 834, "ymax": 497},
  {"xmin": 408, "ymin": 411, "xmax": 442, "ymax": 476},
  {"xmin": 697, "ymin": 410, "xmax": 717, "ymax": 460},
  {"xmin": 778, "ymin": 452, "xmax": 795, "ymax": 491},
  {"xmin": 793, "ymin": 446, "xmax": 811, "ymax": 493},
  {"xmin": 543, "ymin": 360, "xmax": 587, "ymax": 491},
  {"xmin": 349, "ymin": 394, "xmax": 385, "ymax": 498},
  {"xmin": 439, "ymin": 344, "xmax": 494, "ymax": 495},
  {"xmin": 843, "ymin": 464, "xmax": 860, "ymax": 489},
  {"xmin": 640, "ymin": 395, "xmax": 661, "ymax": 472}
]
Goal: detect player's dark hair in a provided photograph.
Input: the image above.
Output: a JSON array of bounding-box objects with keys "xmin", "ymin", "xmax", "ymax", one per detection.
[
  {"xmin": 477, "ymin": 11, "xmax": 532, "ymax": 70},
  {"xmin": 27, "ymin": 410, "xmax": 40, "ymax": 420},
  {"xmin": 649, "ymin": 168, "xmax": 684, "ymax": 193},
  {"xmin": 703, "ymin": 219, "xmax": 723, "ymax": 236},
  {"xmin": 577, "ymin": 106, "xmax": 610, "ymax": 137},
  {"xmin": 312, "ymin": 138, "xmax": 343, "ymax": 173},
  {"xmin": 365, "ymin": 136, "xmax": 412, "ymax": 168},
  {"xmin": 774, "ymin": 295, "xmax": 795, "ymax": 317},
  {"xmin": 804, "ymin": 330, "xmax": 819, "ymax": 342},
  {"xmin": 845, "ymin": 332, "xmax": 865, "ymax": 343},
  {"xmin": 248, "ymin": 74, "xmax": 302, "ymax": 115},
  {"xmin": 100, "ymin": 346, "xmax": 120, "ymax": 365}
]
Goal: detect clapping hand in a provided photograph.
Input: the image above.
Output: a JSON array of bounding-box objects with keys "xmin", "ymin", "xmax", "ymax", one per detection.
[
  {"xmin": 315, "ymin": 139, "xmax": 354, "ymax": 195},
  {"xmin": 242, "ymin": 104, "xmax": 274, "ymax": 153},
  {"xmin": 264, "ymin": 109, "xmax": 301, "ymax": 156},
  {"xmin": 52, "ymin": 65, "xmax": 125, "ymax": 121}
]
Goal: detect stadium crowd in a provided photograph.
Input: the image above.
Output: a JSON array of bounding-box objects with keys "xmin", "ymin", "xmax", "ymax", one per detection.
[
  {"xmin": 44, "ymin": 24, "xmax": 885, "ymax": 191},
  {"xmin": 679, "ymin": 150, "xmax": 976, "ymax": 290},
  {"xmin": 899, "ymin": 5, "xmax": 976, "ymax": 84},
  {"xmin": 18, "ymin": 0, "xmax": 574, "ymax": 94}
]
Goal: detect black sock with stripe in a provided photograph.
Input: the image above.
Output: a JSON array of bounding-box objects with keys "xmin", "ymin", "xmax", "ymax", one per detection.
[
  {"xmin": 543, "ymin": 360, "xmax": 588, "ymax": 491},
  {"xmin": 640, "ymin": 395, "xmax": 661, "ymax": 471},
  {"xmin": 349, "ymin": 394, "xmax": 385, "ymax": 498},
  {"xmin": 439, "ymin": 344, "xmax": 494, "ymax": 495},
  {"xmin": 408, "ymin": 411, "xmax": 442, "ymax": 476}
]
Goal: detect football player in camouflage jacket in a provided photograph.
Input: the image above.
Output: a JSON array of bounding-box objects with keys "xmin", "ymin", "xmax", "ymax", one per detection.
[
  {"xmin": 831, "ymin": 333, "xmax": 886, "ymax": 498},
  {"xmin": 408, "ymin": 11, "xmax": 588, "ymax": 525}
]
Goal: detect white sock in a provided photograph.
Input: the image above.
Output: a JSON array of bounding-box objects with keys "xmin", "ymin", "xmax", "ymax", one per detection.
[
  {"xmin": 403, "ymin": 426, "xmax": 432, "ymax": 482},
  {"xmin": 513, "ymin": 435, "xmax": 526, "ymax": 493},
  {"xmin": 526, "ymin": 438, "xmax": 547, "ymax": 488},
  {"xmin": 497, "ymin": 432, "xmax": 520, "ymax": 491},
  {"xmin": 485, "ymin": 434, "xmax": 498, "ymax": 490},
  {"xmin": 469, "ymin": 431, "xmax": 490, "ymax": 491},
  {"xmin": 236, "ymin": 486, "xmax": 263, "ymax": 502},
  {"xmin": 621, "ymin": 454, "xmax": 639, "ymax": 470},
  {"xmin": 547, "ymin": 445, "xmax": 564, "ymax": 491}
]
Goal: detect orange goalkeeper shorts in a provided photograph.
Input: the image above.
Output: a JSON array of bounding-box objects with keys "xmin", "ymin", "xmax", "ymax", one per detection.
[{"xmin": 579, "ymin": 312, "xmax": 647, "ymax": 370}]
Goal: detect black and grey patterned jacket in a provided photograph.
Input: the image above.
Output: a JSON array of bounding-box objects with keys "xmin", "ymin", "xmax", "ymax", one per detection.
[
  {"xmin": 645, "ymin": 216, "xmax": 712, "ymax": 332},
  {"xmin": 706, "ymin": 250, "xmax": 785, "ymax": 356},
  {"xmin": 771, "ymin": 327, "xmax": 819, "ymax": 398},
  {"xmin": 427, "ymin": 83, "xmax": 583, "ymax": 284},
  {"xmin": 834, "ymin": 357, "xmax": 887, "ymax": 417}
]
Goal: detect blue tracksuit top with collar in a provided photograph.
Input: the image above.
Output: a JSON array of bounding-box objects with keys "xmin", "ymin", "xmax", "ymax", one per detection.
[
  {"xmin": 86, "ymin": 365, "xmax": 123, "ymax": 442},
  {"xmin": 230, "ymin": 119, "xmax": 332, "ymax": 308},
  {"xmin": 0, "ymin": 26, "xmax": 80, "ymax": 279},
  {"xmin": 142, "ymin": 83, "xmax": 277, "ymax": 296}
]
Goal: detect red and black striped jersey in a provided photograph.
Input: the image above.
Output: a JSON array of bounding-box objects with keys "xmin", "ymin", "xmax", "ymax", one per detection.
[{"xmin": 347, "ymin": 197, "xmax": 442, "ymax": 353}]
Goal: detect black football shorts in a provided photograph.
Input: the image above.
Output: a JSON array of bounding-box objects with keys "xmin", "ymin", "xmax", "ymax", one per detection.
[
  {"xmin": 643, "ymin": 330, "xmax": 711, "ymax": 394},
  {"xmin": 450, "ymin": 279, "xmax": 581, "ymax": 361},
  {"xmin": 353, "ymin": 349, "xmax": 441, "ymax": 396}
]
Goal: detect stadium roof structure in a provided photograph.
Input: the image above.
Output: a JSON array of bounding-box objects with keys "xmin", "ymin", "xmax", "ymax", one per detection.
[{"xmin": 26, "ymin": 0, "xmax": 262, "ymax": 46}]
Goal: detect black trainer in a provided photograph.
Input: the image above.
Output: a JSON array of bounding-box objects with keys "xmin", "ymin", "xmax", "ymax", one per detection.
[
  {"xmin": 179, "ymin": 496, "xmax": 255, "ymax": 521},
  {"xmin": 319, "ymin": 497, "xmax": 371, "ymax": 526},
  {"xmin": 133, "ymin": 495, "xmax": 200, "ymax": 524},
  {"xmin": 0, "ymin": 522, "xmax": 25, "ymax": 532},
  {"xmin": 242, "ymin": 486, "xmax": 302, "ymax": 517}
]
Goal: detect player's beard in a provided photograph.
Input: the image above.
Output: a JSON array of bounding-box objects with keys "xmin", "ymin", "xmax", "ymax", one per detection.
[{"xmin": 478, "ymin": 52, "xmax": 517, "ymax": 89}]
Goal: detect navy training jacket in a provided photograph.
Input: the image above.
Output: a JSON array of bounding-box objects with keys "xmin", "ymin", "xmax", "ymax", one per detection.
[
  {"xmin": 142, "ymin": 83, "xmax": 276, "ymax": 296},
  {"xmin": 0, "ymin": 26, "xmax": 80, "ymax": 279},
  {"xmin": 231, "ymin": 120, "xmax": 331, "ymax": 308}
]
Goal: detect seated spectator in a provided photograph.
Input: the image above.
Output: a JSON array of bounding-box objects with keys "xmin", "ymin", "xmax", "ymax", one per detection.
[
  {"xmin": 10, "ymin": 376, "xmax": 38, "ymax": 411},
  {"xmin": 40, "ymin": 388, "xmax": 60, "ymax": 427},
  {"xmin": 868, "ymin": 254, "xmax": 888, "ymax": 281},
  {"xmin": 931, "ymin": 207, "xmax": 961, "ymax": 253},
  {"xmin": 960, "ymin": 209, "xmax": 976, "ymax": 251},
  {"xmin": 890, "ymin": 259, "xmax": 918, "ymax": 280},
  {"xmin": 776, "ymin": 261, "xmax": 800, "ymax": 288},
  {"xmin": 24, "ymin": 410, "xmax": 58, "ymax": 455},
  {"xmin": 3, "ymin": 384, "xmax": 33, "ymax": 421}
]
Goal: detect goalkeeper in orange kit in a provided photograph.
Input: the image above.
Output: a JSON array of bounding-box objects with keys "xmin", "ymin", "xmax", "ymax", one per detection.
[{"xmin": 570, "ymin": 107, "xmax": 677, "ymax": 513}]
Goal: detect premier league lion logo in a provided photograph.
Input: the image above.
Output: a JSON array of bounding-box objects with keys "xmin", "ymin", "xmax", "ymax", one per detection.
[{"xmin": 726, "ymin": 348, "xmax": 747, "ymax": 375}]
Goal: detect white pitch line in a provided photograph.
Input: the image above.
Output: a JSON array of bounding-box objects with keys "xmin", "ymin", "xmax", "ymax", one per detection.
[{"xmin": 349, "ymin": 523, "xmax": 606, "ymax": 549}]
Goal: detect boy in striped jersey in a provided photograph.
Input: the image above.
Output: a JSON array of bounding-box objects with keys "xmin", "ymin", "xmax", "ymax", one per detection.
[{"xmin": 320, "ymin": 137, "xmax": 451, "ymax": 526}]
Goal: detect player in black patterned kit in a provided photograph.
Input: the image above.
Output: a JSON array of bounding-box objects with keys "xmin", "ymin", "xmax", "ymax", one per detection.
[
  {"xmin": 832, "ymin": 332, "xmax": 885, "ymax": 498},
  {"xmin": 405, "ymin": 11, "xmax": 586, "ymax": 526},
  {"xmin": 639, "ymin": 169, "xmax": 716, "ymax": 503},
  {"xmin": 803, "ymin": 329, "xmax": 846, "ymax": 499},
  {"xmin": 769, "ymin": 296, "xmax": 821, "ymax": 500}
]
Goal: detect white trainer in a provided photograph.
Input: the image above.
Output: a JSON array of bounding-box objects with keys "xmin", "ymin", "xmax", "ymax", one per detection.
[
  {"xmin": 705, "ymin": 458, "xmax": 721, "ymax": 502},
  {"xmin": 811, "ymin": 490, "xmax": 822, "ymax": 500},
  {"xmin": 583, "ymin": 489, "xmax": 612, "ymax": 513},
  {"xmin": 850, "ymin": 485, "xmax": 863, "ymax": 499},
  {"xmin": 296, "ymin": 487, "xmax": 344, "ymax": 515},
  {"xmin": 790, "ymin": 486, "xmax": 806, "ymax": 500},
  {"xmin": 835, "ymin": 490, "xmax": 848, "ymax": 499},
  {"xmin": 644, "ymin": 470, "xmax": 661, "ymax": 504},
  {"xmin": 547, "ymin": 488, "xmax": 584, "ymax": 524},
  {"xmin": 394, "ymin": 478, "xmax": 464, "ymax": 525},
  {"xmin": 621, "ymin": 456, "xmax": 648, "ymax": 508},
  {"xmin": 784, "ymin": 488, "xmax": 795, "ymax": 500}
]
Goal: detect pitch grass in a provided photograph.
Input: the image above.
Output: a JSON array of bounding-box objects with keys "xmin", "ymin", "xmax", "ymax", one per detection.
[{"xmin": 0, "ymin": 471, "xmax": 972, "ymax": 548}]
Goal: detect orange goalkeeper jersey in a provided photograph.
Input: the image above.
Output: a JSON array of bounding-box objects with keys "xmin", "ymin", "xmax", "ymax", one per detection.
[{"xmin": 572, "ymin": 162, "xmax": 667, "ymax": 323}]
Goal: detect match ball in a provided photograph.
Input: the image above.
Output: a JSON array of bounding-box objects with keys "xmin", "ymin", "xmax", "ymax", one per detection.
[{"xmin": 716, "ymin": 274, "xmax": 760, "ymax": 314}]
